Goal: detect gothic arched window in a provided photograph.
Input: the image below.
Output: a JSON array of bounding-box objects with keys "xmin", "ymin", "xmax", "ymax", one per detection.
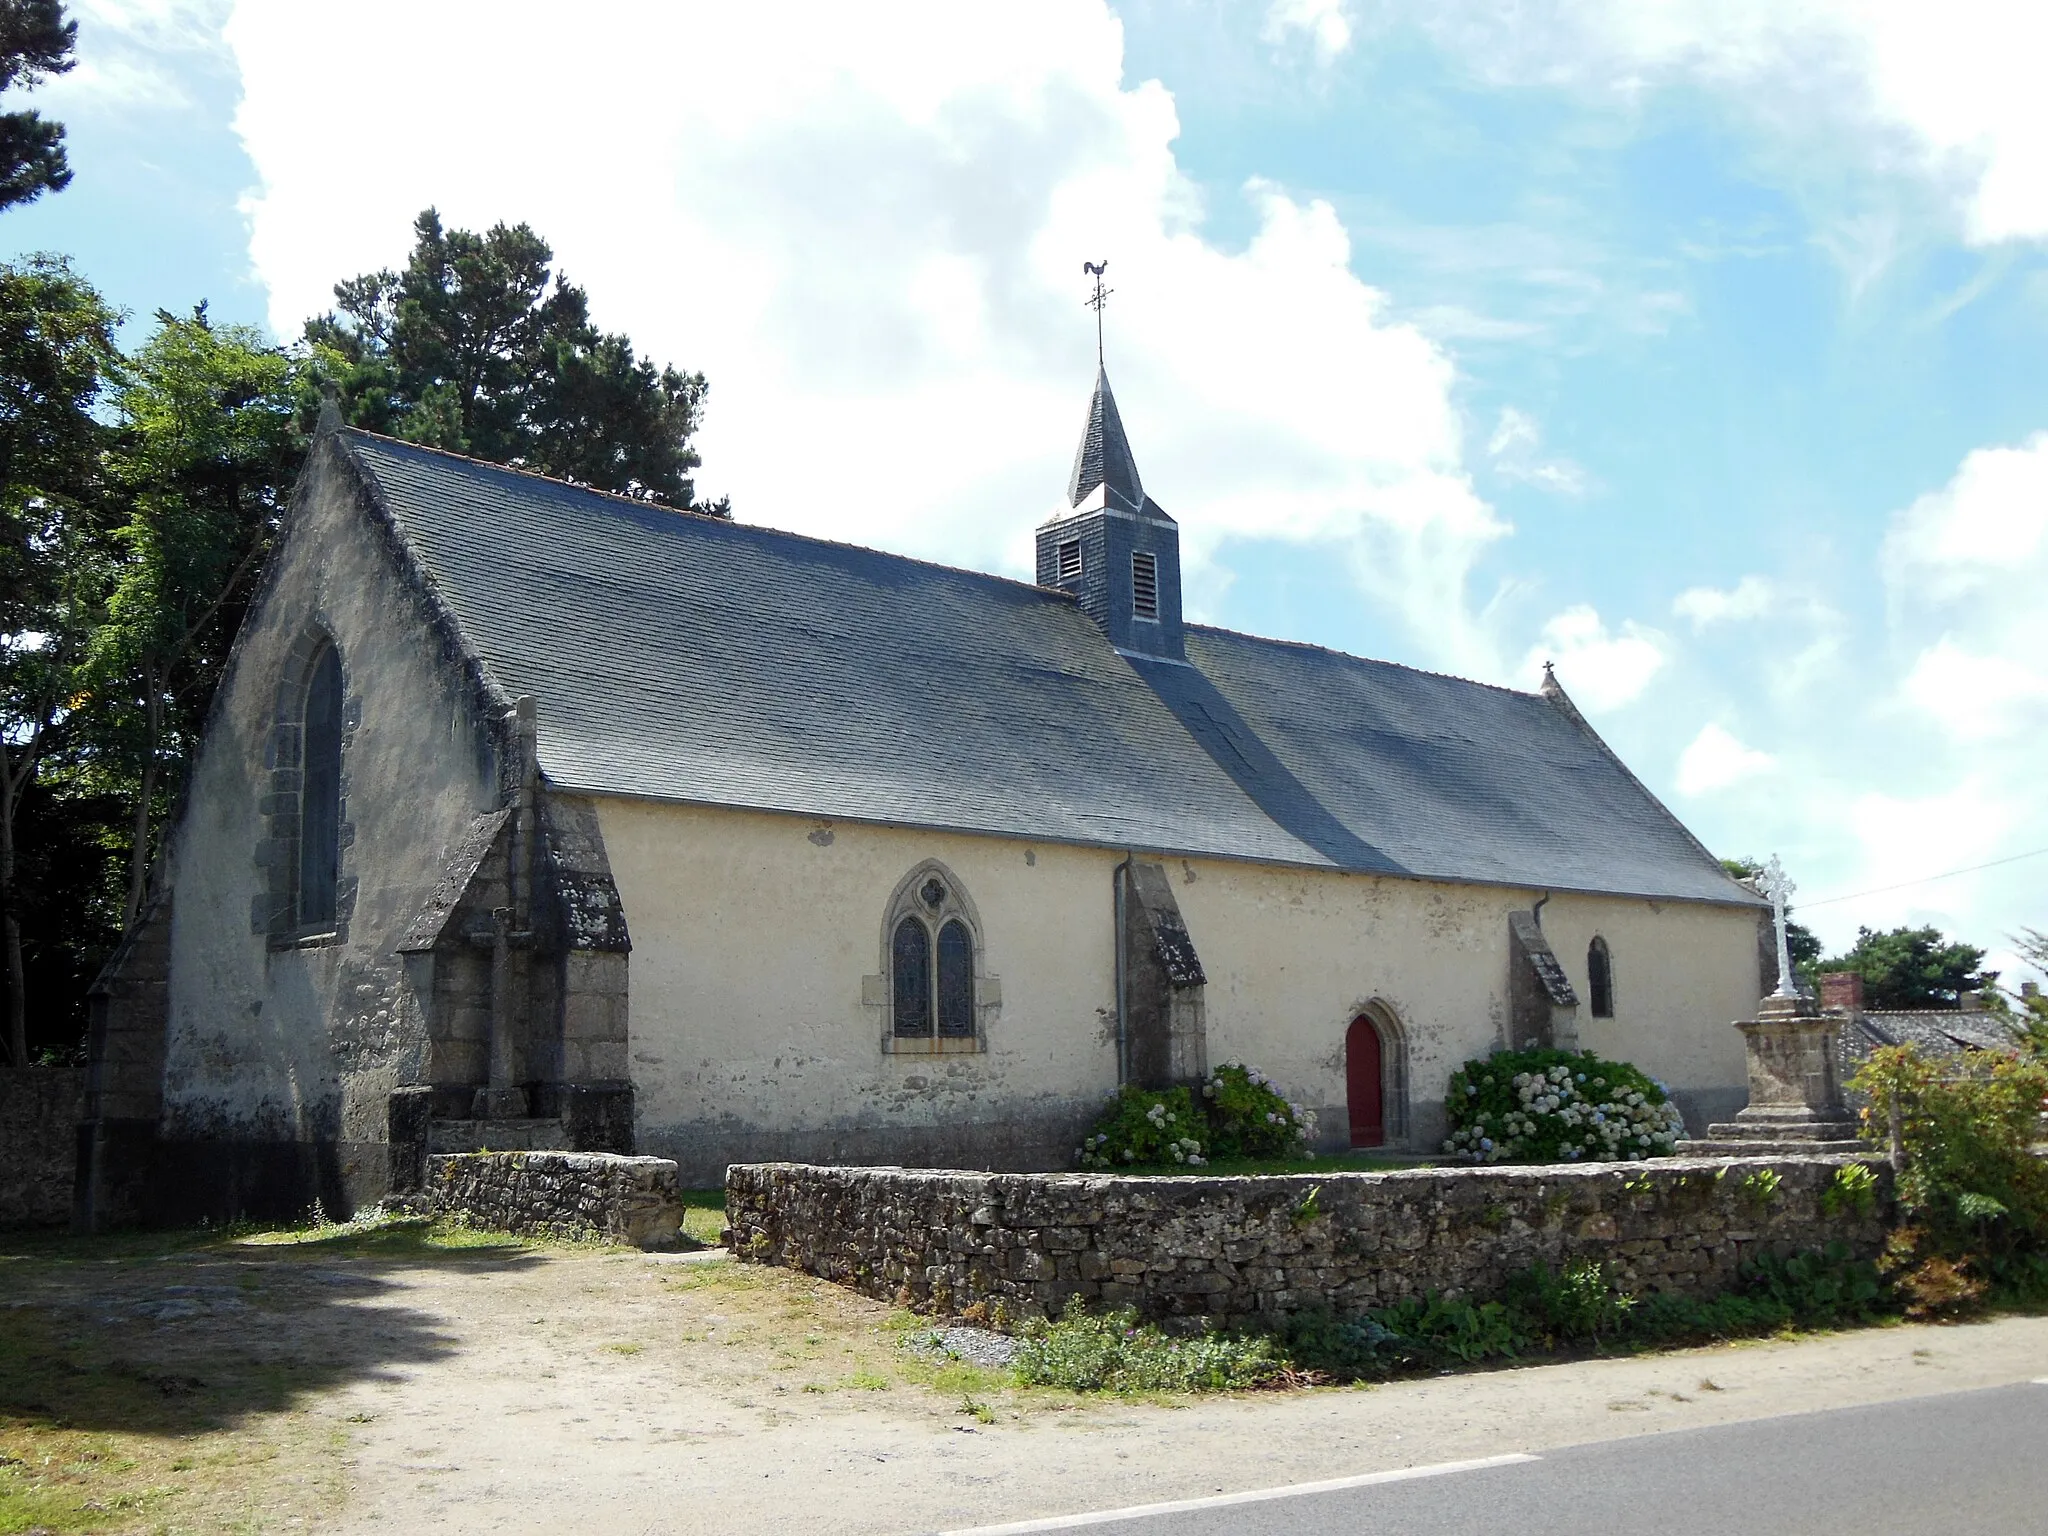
[
  {"xmin": 298, "ymin": 642, "xmax": 344, "ymax": 929},
  {"xmin": 891, "ymin": 916, "xmax": 931, "ymax": 1036},
  {"xmin": 1588, "ymin": 936, "xmax": 1614, "ymax": 1019},
  {"xmin": 884, "ymin": 865, "xmax": 983, "ymax": 1044}
]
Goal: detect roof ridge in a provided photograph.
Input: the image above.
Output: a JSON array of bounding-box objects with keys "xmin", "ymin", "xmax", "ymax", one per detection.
[
  {"xmin": 341, "ymin": 427, "xmax": 1084, "ymax": 608},
  {"xmin": 1184, "ymin": 620, "xmax": 1541, "ymax": 700}
]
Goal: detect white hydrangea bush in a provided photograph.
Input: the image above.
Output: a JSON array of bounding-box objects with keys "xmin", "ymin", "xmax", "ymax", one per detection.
[{"xmin": 1443, "ymin": 1050, "xmax": 1687, "ymax": 1164}]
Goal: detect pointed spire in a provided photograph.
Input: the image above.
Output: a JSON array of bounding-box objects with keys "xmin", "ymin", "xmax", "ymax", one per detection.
[{"xmin": 1066, "ymin": 366, "xmax": 1146, "ymax": 513}]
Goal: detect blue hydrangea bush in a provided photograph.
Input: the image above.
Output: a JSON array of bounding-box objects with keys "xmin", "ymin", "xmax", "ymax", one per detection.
[
  {"xmin": 1445, "ymin": 1048, "xmax": 1685, "ymax": 1164},
  {"xmin": 1075, "ymin": 1063, "xmax": 1317, "ymax": 1169}
]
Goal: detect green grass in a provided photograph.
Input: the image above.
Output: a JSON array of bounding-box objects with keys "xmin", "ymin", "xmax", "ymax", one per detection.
[{"xmin": 679, "ymin": 1189, "xmax": 726, "ymax": 1247}]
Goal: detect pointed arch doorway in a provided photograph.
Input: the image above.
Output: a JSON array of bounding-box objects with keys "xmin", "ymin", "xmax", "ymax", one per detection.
[{"xmin": 1346, "ymin": 1014, "xmax": 1384, "ymax": 1147}]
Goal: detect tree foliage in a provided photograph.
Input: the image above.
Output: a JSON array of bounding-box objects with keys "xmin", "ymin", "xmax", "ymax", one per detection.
[
  {"xmin": 1818, "ymin": 924, "xmax": 1994, "ymax": 1010},
  {"xmin": 306, "ymin": 208, "xmax": 726, "ymax": 513},
  {"xmin": 0, "ymin": 0, "xmax": 75, "ymax": 213},
  {"xmin": 1852, "ymin": 1044, "xmax": 2048, "ymax": 1313},
  {"xmin": 90, "ymin": 306, "xmax": 306, "ymax": 925},
  {"xmin": 0, "ymin": 253, "xmax": 119, "ymax": 1066}
]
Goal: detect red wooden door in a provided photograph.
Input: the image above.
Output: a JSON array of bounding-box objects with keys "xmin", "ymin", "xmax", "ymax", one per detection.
[{"xmin": 1347, "ymin": 1014, "xmax": 1385, "ymax": 1147}]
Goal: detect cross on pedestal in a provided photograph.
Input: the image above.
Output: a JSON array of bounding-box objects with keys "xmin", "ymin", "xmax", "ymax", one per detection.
[{"xmin": 1757, "ymin": 853, "xmax": 1798, "ymax": 999}]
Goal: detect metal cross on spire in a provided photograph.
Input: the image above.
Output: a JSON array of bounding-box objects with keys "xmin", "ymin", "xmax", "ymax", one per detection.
[
  {"xmin": 1083, "ymin": 260, "xmax": 1112, "ymax": 367},
  {"xmin": 1757, "ymin": 854, "xmax": 1800, "ymax": 999}
]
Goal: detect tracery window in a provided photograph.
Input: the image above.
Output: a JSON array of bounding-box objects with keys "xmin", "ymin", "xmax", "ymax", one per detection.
[
  {"xmin": 1588, "ymin": 936, "xmax": 1614, "ymax": 1019},
  {"xmin": 886, "ymin": 866, "xmax": 980, "ymax": 1042}
]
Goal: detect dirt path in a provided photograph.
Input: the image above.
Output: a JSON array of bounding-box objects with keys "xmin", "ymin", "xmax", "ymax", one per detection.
[{"xmin": 307, "ymin": 1248, "xmax": 2048, "ymax": 1535}]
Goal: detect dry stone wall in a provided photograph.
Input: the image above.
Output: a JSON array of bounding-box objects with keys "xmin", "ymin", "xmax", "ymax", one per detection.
[
  {"xmin": 725, "ymin": 1154, "xmax": 1886, "ymax": 1324},
  {"xmin": 0, "ymin": 1069, "xmax": 85, "ymax": 1228},
  {"xmin": 424, "ymin": 1150, "xmax": 682, "ymax": 1249}
]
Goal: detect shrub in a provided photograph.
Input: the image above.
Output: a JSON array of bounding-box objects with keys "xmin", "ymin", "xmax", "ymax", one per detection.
[
  {"xmin": 1199, "ymin": 1062, "xmax": 1317, "ymax": 1159},
  {"xmin": 1074, "ymin": 1063, "xmax": 1315, "ymax": 1169},
  {"xmin": 1019, "ymin": 1240, "xmax": 1893, "ymax": 1393},
  {"xmin": 1076, "ymin": 1086, "xmax": 1206, "ymax": 1168},
  {"xmin": 1506, "ymin": 1259, "xmax": 1637, "ymax": 1345},
  {"xmin": 1444, "ymin": 1048, "xmax": 1685, "ymax": 1164},
  {"xmin": 1014, "ymin": 1304, "xmax": 1284, "ymax": 1392},
  {"xmin": 1851, "ymin": 1043, "xmax": 2048, "ymax": 1311}
]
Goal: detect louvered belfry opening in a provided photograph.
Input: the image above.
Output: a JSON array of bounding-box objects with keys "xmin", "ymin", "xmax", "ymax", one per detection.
[
  {"xmin": 1033, "ymin": 366, "xmax": 1184, "ymax": 660},
  {"xmin": 1131, "ymin": 552, "xmax": 1159, "ymax": 618}
]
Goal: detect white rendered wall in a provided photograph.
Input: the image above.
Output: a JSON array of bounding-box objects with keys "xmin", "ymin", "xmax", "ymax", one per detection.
[{"xmin": 598, "ymin": 798, "xmax": 1758, "ymax": 1178}]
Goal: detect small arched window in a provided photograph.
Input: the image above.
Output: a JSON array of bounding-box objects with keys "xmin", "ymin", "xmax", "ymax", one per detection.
[
  {"xmin": 1588, "ymin": 936, "xmax": 1614, "ymax": 1019},
  {"xmin": 298, "ymin": 643, "xmax": 344, "ymax": 929},
  {"xmin": 884, "ymin": 865, "xmax": 983, "ymax": 1044}
]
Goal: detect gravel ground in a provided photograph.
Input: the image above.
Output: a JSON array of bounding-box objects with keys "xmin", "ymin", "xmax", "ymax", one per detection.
[{"xmin": 906, "ymin": 1324, "xmax": 1022, "ymax": 1368}]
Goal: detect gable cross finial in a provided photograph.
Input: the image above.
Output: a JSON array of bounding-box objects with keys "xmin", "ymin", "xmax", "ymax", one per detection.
[{"xmin": 1083, "ymin": 260, "xmax": 1112, "ymax": 367}]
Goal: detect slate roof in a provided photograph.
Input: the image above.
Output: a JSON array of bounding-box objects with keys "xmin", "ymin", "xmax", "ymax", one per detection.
[
  {"xmin": 1849, "ymin": 1010, "xmax": 2016, "ymax": 1057},
  {"xmin": 336, "ymin": 429, "xmax": 1759, "ymax": 906},
  {"xmin": 1067, "ymin": 367, "xmax": 1151, "ymax": 515}
]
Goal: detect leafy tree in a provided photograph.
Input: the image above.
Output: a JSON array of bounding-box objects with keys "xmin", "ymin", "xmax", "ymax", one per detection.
[
  {"xmin": 0, "ymin": 253, "xmax": 119, "ymax": 1066},
  {"xmin": 88, "ymin": 306, "xmax": 305, "ymax": 926},
  {"xmin": 306, "ymin": 208, "xmax": 725, "ymax": 513},
  {"xmin": 1818, "ymin": 924, "xmax": 1994, "ymax": 1010},
  {"xmin": 1719, "ymin": 857, "xmax": 1822, "ymax": 972},
  {"xmin": 0, "ymin": 0, "xmax": 75, "ymax": 213}
]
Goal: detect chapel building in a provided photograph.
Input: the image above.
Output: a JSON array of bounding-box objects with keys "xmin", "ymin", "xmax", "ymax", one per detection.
[{"xmin": 77, "ymin": 369, "xmax": 1765, "ymax": 1224}]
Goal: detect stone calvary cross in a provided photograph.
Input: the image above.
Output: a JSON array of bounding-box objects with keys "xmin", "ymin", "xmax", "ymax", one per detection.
[{"xmin": 1757, "ymin": 853, "xmax": 1799, "ymax": 999}]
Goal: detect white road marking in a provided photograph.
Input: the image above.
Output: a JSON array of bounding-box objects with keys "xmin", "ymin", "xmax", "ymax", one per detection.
[{"xmin": 931, "ymin": 1452, "xmax": 1541, "ymax": 1534}]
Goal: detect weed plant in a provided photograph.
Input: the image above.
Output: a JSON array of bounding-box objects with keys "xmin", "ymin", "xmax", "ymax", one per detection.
[{"xmin": 1015, "ymin": 1242, "xmax": 1894, "ymax": 1394}]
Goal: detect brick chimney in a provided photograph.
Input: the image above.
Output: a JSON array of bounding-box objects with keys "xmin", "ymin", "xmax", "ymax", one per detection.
[{"xmin": 1819, "ymin": 971, "xmax": 1864, "ymax": 1014}]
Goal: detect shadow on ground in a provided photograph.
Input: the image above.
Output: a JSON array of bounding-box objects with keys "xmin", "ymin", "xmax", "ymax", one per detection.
[{"xmin": 0, "ymin": 1219, "xmax": 543, "ymax": 1438}]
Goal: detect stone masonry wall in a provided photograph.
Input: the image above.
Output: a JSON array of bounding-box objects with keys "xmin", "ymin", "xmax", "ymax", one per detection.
[
  {"xmin": 725, "ymin": 1154, "xmax": 1887, "ymax": 1325},
  {"xmin": 1, "ymin": 1069, "xmax": 87, "ymax": 1228},
  {"xmin": 423, "ymin": 1150, "xmax": 682, "ymax": 1249}
]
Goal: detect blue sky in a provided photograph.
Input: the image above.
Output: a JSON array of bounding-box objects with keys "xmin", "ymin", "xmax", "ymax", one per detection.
[{"xmin": 10, "ymin": 1, "xmax": 2046, "ymax": 978}]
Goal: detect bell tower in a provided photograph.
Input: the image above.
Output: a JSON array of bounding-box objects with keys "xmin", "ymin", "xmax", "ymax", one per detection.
[{"xmin": 1035, "ymin": 366, "xmax": 1185, "ymax": 661}]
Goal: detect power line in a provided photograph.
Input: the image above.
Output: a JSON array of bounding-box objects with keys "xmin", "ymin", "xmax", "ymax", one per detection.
[{"xmin": 1797, "ymin": 845, "xmax": 2048, "ymax": 910}]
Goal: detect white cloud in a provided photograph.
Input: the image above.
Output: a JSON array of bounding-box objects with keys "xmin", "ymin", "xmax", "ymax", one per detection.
[
  {"xmin": 1485, "ymin": 406, "xmax": 1587, "ymax": 496},
  {"xmin": 1401, "ymin": 1, "xmax": 2048, "ymax": 246},
  {"xmin": 1673, "ymin": 575, "xmax": 1778, "ymax": 629},
  {"xmin": 1265, "ymin": 0, "xmax": 1354, "ymax": 64},
  {"xmin": 1525, "ymin": 604, "xmax": 1666, "ymax": 711},
  {"xmin": 1884, "ymin": 432, "xmax": 2048, "ymax": 740},
  {"xmin": 1669, "ymin": 431, "xmax": 2048, "ymax": 967},
  {"xmin": 225, "ymin": 1, "xmax": 1509, "ymax": 678},
  {"xmin": 1675, "ymin": 723, "xmax": 1775, "ymax": 797},
  {"xmin": 37, "ymin": 0, "xmax": 228, "ymax": 111}
]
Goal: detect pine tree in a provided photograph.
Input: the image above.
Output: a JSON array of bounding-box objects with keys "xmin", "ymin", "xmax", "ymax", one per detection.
[
  {"xmin": 0, "ymin": 0, "xmax": 76, "ymax": 213},
  {"xmin": 307, "ymin": 209, "xmax": 725, "ymax": 514}
]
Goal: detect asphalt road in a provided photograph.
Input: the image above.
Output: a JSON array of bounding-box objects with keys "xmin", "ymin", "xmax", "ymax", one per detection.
[{"xmin": 944, "ymin": 1381, "xmax": 2048, "ymax": 1536}]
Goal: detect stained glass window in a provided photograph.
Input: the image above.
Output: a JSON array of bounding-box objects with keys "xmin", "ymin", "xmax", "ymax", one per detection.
[
  {"xmin": 892, "ymin": 916, "xmax": 931, "ymax": 1036},
  {"xmin": 936, "ymin": 919, "xmax": 974, "ymax": 1037}
]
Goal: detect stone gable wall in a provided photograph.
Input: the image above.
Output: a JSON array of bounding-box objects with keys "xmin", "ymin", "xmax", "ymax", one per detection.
[
  {"xmin": 423, "ymin": 1150, "xmax": 682, "ymax": 1249},
  {"xmin": 1, "ymin": 1069, "xmax": 86, "ymax": 1228},
  {"xmin": 725, "ymin": 1154, "xmax": 1886, "ymax": 1325}
]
